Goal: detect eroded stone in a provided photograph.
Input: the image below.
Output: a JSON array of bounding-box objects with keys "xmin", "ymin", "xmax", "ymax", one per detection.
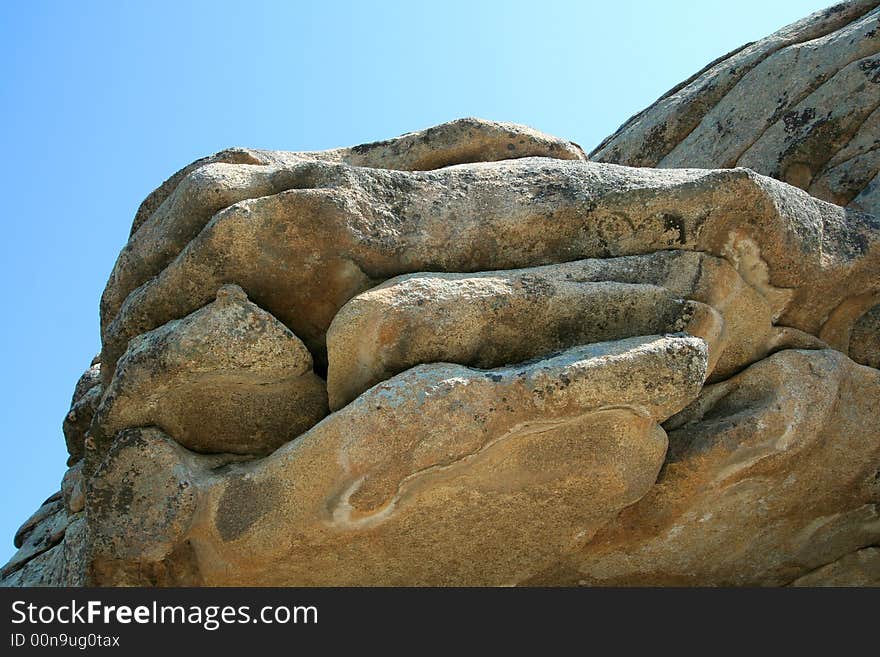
[{"xmin": 92, "ymin": 285, "xmax": 327, "ymax": 457}]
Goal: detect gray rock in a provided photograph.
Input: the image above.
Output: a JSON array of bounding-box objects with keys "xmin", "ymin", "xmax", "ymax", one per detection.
[
  {"xmin": 2, "ymin": 496, "xmax": 69, "ymax": 581},
  {"xmin": 61, "ymin": 462, "xmax": 84, "ymax": 514},
  {"xmin": 592, "ymin": 1, "xmax": 880, "ymax": 217},
  {"xmin": 63, "ymin": 385, "xmax": 100, "ymax": 464}
]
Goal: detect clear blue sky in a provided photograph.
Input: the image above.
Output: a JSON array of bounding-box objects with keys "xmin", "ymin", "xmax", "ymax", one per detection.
[{"xmin": 0, "ymin": 0, "xmax": 829, "ymax": 563}]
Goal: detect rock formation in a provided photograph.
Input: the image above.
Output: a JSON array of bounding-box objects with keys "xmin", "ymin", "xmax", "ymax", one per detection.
[
  {"xmin": 592, "ymin": 0, "xmax": 880, "ymax": 217},
  {"xmin": 3, "ymin": 2, "xmax": 879, "ymax": 587}
]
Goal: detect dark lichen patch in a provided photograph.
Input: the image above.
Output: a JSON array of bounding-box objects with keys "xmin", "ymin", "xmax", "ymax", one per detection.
[
  {"xmin": 517, "ymin": 274, "xmax": 556, "ymax": 298},
  {"xmin": 662, "ymin": 213, "xmax": 687, "ymax": 245},
  {"xmin": 858, "ymin": 57, "xmax": 880, "ymax": 83},
  {"xmin": 825, "ymin": 211, "xmax": 873, "ymax": 259},
  {"xmin": 216, "ymin": 475, "xmax": 280, "ymax": 542},
  {"xmin": 350, "ymin": 137, "xmax": 396, "ymax": 156},
  {"xmin": 776, "ymin": 110, "xmax": 863, "ymax": 187},
  {"xmin": 88, "ymin": 429, "xmax": 152, "ymax": 518},
  {"xmin": 782, "ymin": 108, "xmax": 817, "ymax": 134},
  {"xmin": 768, "ymin": 93, "xmax": 792, "ymax": 125},
  {"xmin": 850, "ymin": 302, "xmax": 880, "ymax": 368},
  {"xmin": 634, "ymin": 122, "xmax": 670, "ymax": 167}
]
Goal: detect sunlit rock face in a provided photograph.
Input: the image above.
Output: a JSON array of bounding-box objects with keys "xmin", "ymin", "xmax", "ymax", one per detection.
[
  {"xmin": 3, "ymin": 3, "xmax": 880, "ymax": 588},
  {"xmin": 591, "ymin": 0, "xmax": 880, "ymax": 218}
]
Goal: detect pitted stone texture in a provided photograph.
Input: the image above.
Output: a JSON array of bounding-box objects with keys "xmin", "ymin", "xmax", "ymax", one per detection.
[
  {"xmin": 326, "ymin": 251, "xmax": 825, "ymax": 409},
  {"xmin": 100, "ymin": 159, "xmax": 880, "ymax": 385},
  {"xmin": 86, "ymin": 335, "xmax": 707, "ymax": 586},
  {"xmin": 86, "ymin": 428, "xmax": 204, "ymax": 585},
  {"xmin": 61, "ymin": 462, "xmax": 85, "ymax": 514},
  {"xmin": 110, "ymin": 118, "xmax": 585, "ymax": 319},
  {"xmin": 850, "ymin": 303, "xmax": 880, "ymax": 368},
  {"xmin": 128, "ymin": 117, "xmax": 585, "ymax": 239},
  {"xmin": 92, "ymin": 285, "xmax": 327, "ymax": 457},
  {"xmin": 522, "ymin": 349, "xmax": 880, "ymax": 586},
  {"xmin": 63, "ymin": 361, "xmax": 102, "ymax": 463}
]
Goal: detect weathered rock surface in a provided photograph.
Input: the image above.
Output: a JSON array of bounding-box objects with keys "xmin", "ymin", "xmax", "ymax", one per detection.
[
  {"xmin": 523, "ymin": 349, "xmax": 880, "ymax": 585},
  {"xmin": 128, "ymin": 117, "xmax": 586, "ymax": 240},
  {"xmin": 61, "ymin": 462, "xmax": 84, "ymax": 514},
  {"xmin": 326, "ymin": 251, "xmax": 821, "ymax": 409},
  {"xmin": 851, "ymin": 302, "xmax": 880, "ymax": 367},
  {"xmin": 91, "ymin": 284, "xmax": 327, "ymax": 458},
  {"xmin": 791, "ymin": 547, "xmax": 880, "ymax": 586},
  {"xmin": 87, "ymin": 335, "xmax": 707, "ymax": 585},
  {"xmin": 4, "ymin": 5, "xmax": 880, "ymax": 585},
  {"xmin": 62, "ymin": 360, "xmax": 101, "ymax": 464},
  {"xmin": 327, "ymin": 278, "xmax": 717, "ymax": 411},
  {"xmin": 99, "ymin": 159, "xmax": 880, "ymax": 384},
  {"xmin": 108, "ymin": 118, "xmax": 585, "ymax": 330},
  {"xmin": 1, "ymin": 494, "xmax": 84, "ymax": 587},
  {"xmin": 592, "ymin": 1, "xmax": 880, "ymax": 217}
]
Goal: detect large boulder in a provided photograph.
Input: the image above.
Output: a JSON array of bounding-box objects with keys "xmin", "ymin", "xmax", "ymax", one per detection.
[
  {"xmin": 591, "ymin": 1, "xmax": 880, "ymax": 217},
  {"xmin": 86, "ymin": 335, "xmax": 708, "ymax": 585},
  {"xmin": 326, "ymin": 252, "xmax": 824, "ymax": 409},
  {"xmin": 3, "ymin": 45, "xmax": 880, "ymax": 585},
  {"xmin": 524, "ymin": 349, "xmax": 880, "ymax": 585},
  {"xmin": 99, "ymin": 159, "xmax": 880, "ymax": 383},
  {"xmin": 62, "ymin": 359, "xmax": 101, "ymax": 464},
  {"xmin": 0, "ymin": 494, "xmax": 82, "ymax": 587},
  {"xmin": 91, "ymin": 284, "xmax": 327, "ymax": 457}
]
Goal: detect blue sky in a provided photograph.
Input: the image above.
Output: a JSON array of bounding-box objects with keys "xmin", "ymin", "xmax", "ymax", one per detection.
[{"xmin": 0, "ymin": 0, "xmax": 828, "ymax": 563}]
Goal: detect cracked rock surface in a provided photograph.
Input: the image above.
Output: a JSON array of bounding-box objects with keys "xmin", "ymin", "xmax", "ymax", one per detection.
[
  {"xmin": 592, "ymin": 1, "xmax": 880, "ymax": 217},
  {"xmin": 3, "ymin": 7, "xmax": 880, "ymax": 586}
]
